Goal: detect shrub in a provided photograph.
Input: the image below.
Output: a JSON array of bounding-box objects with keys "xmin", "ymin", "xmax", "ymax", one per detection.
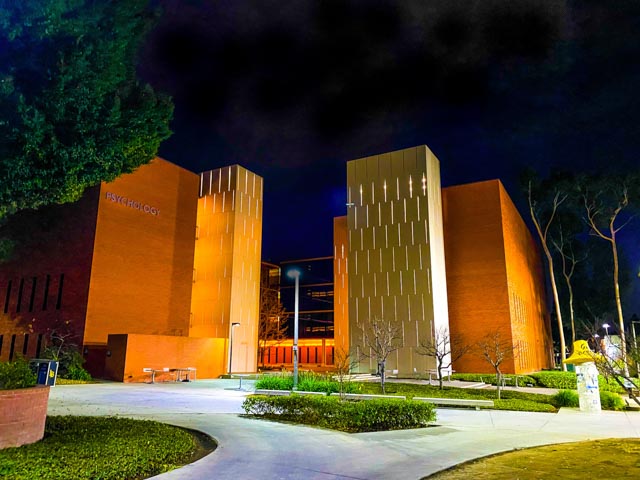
[
  {"xmin": 600, "ymin": 391, "xmax": 625, "ymax": 411},
  {"xmin": 65, "ymin": 364, "xmax": 93, "ymax": 381},
  {"xmin": 529, "ymin": 371, "xmax": 577, "ymax": 389},
  {"xmin": 256, "ymin": 372, "xmax": 359, "ymax": 394},
  {"xmin": 242, "ymin": 394, "xmax": 436, "ymax": 432},
  {"xmin": 255, "ymin": 374, "xmax": 293, "ymax": 390},
  {"xmin": 451, "ymin": 373, "xmax": 537, "ymax": 387},
  {"xmin": 0, "ymin": 357, "xmax": 37, "ymax": 389},
  {"xmin": 493, "ymin": 399, "xmax": 557, "ymax": 413},
  {"xmin": 552, "ymin": 389, "xmax": 580, "ymax": 408}
]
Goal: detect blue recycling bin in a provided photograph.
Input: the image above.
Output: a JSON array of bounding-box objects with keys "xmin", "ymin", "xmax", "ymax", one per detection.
[{"xmin": 34, "ymin": 360, "xmax": 59, "ymax": 386}]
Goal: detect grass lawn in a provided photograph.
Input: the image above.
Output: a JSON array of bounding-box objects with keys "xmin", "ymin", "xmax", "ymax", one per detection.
[
  {"xmin": 425, "ymin": 438, "xmax": 640, "ymax": 479},
  {"xmin": 0, "ymin": 416, "xmax": 215, "ymax": 480},
  {"xmin": 355, "ymin": 382, "xmax": 559, "ymax": 412}
]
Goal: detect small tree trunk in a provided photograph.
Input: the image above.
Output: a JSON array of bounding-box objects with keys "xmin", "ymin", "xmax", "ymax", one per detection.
[
  {"xmin": 611, "ymin": 237, "xmax": 629, "ymax": 376},
  {"xmin": 496, "ymin": 369, "xmax": 502, "ymax": 400}
]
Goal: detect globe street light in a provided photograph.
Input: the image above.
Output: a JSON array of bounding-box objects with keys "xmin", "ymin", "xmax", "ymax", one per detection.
[
  {"xmin": 228, "ymin": 322, "xmax": 241, "ymax": 375},
  {"xmin": 603, "ymin": 323, "xmax": 610, "ymax": 337},
  {"xmin": 287, "ymin": 268, "xmax": 301, "ymax": 390}
]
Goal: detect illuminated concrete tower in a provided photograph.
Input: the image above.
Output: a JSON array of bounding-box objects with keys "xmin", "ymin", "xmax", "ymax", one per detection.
[
  {"xmin": 190, "ymin": 165, "xmax": 263, "ymax": 373},
  {"xmin": 345, "ymin": 145, "xmax": 450, "ymax": 375}
]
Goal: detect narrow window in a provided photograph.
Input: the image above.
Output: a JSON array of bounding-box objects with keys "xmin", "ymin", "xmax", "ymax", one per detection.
[
  {"xmin": 9, "ymin": 334, "xmax": 16, "ymax": 361},
  {"xmin": 16, "ymin": 278, "xmax": 24, "ymax": 312},
  {"xmin": 42, "ymin": 275, "xmax": 50, "ymax": 310},
  {"xmin": 29, "ymin": 277, "xmax": 37, "ymax": 312},
  {"xmin": 22, "ymin": 334, "xmax": 29, "ymax": 355},
  {"xmin": 35, "ymin": 334, "xmax": 43, "ymax": 358},
  {"xmin": 0, "ymin": 334, "xmax": 3, "ymax": 356},
  {"xmin": 3, "ymin": 280, "xmax": 12, "ymax": 313},
  {"xmin": 56, "ymin": 274, "xmax": 64, "ymax": 310}
]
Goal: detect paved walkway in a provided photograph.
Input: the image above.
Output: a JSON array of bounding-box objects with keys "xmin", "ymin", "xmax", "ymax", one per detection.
[{"xmin": 48, "ymin": 380, "xmax": 640, "ymax": 480}]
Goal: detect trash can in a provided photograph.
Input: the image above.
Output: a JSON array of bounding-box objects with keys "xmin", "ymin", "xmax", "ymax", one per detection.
[{"xmin": 32, "ymin": 360, "xmax": 59, "ymax": 386}]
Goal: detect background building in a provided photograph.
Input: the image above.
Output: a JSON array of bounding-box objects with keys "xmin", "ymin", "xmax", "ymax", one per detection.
[{"xmin": 258, "ymin": 257, "xmax": 335, "ymax": 368}]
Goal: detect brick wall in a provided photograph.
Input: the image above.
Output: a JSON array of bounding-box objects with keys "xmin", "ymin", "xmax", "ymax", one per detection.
[{"xmin": 0, "ymin": 386, "xmax": 50, "ymax": 448}]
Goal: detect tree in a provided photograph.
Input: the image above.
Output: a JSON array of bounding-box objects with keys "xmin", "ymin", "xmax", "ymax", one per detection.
[
  {"xmin": 258, "ymin": 286, "xmax": 288, "ymax": 368},
  {"xmin": 528, "ymin": 179, "xmax": 569, "ymax": 370},
  {"xmin": 0, "ymin": 1, "xmax": 172, "ymax": 223},
  {"xmin": 476, "ymin": 330, "xmax": 518, "ymax": 400},
  {"xmin": 581, "ymin": 174, "xmax": 638, "ymax": 377},
  {"xmin": 417, "ymin": 326, "xmax": 471, "ymax": 389},
  {"xmin": 360, "ymin": 317, "xmax": 402, "ymax": 393},
  {"xmin": 551, "ymin": 226, "xmax": 586, "ymax": 345},
  {"xmin": 332, "ymin": 347, "xmax": 360, "ymax": 399}
]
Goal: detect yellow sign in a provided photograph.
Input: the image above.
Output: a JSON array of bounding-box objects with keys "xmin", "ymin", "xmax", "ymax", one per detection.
[{"xmin": 563, "ymin": 340, "xmax": 597, "ymax": 365}]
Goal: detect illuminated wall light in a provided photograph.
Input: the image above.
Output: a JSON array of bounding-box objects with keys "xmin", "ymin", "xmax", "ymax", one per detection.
[
  {"xmin": 396, "ymin": 177, "xmax": 400, "ymax": 200},
  {"xmin": 422, "ymin": 173, "xmax": 427, "ymax": 195},
  {"xmin": 359, "ymin": 184, "xmax": 363, "ymax": 205},
  {"xmin": 378, "ymin": 203, "xmax": 382, "ymax": 227},
  {"xmin": 371, "ymin": 182, "xmax": 375, "ymax": 203},
  {"xmin": 403, "ymin": 198, "xmax": 407, "ymax": 223},
  {"xmin": 383, "ymin": 180, "xmax": 387, "ymax": 202},
  {"xmin": 409, "ymin": 175, "xmax": 413, "ymax": 198},
  {"xmin": 366, "ymin": 205, "xmax": 369, "ymax": 228}
]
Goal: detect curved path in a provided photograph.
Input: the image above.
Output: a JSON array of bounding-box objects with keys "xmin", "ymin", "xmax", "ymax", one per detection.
[{"xmin": 48, "ymin": 380, "xmax": 640, "ymax": 480}]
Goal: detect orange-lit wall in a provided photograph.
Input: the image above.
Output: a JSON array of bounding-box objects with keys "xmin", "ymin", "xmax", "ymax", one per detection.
[
  {"xmin": 442, "ymin": 180, "xmax": 552, "ymax": 374},
  {"xmin": 104, "ymin": 334, "xmax": 226, "ymax": 382},
  {"xmin": 83, "ymin": 159, "xmax": 199, "ymax": 374},
  {"xmin": 190, "ymin": 165, "xmax": 263, "ymax": 373},
  {"xmin": 333, "ymin": 216, "xmax": 349, "ymax": 355}
]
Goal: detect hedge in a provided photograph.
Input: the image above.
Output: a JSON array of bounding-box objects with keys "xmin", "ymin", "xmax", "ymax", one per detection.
[
  {"xmin": 242, "ymin": 394, "xmax": 436, "ymax": 432},
  {"xmin": 255, "ymin": 372, "xmax": 359, "ymax": 394}
]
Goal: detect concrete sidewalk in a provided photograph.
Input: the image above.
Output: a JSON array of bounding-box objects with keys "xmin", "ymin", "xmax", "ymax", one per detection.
[{"xmin": 48, "ymin": 380, "xmax": 640, "ymax": 480}]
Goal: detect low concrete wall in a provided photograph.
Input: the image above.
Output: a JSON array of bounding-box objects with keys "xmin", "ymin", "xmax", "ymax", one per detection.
[
  {"xmin": 105, "ymin": 334, "xmax": 227, "ymax": 382},
  {"xmin": 0, "ymin": 386, "xmax": 50, "ymax": 448}
]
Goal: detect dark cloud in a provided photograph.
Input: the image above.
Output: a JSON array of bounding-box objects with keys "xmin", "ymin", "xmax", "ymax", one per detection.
[{"xmin": 142, "ymin": 0, "xmax": 566, "ymax": 142}]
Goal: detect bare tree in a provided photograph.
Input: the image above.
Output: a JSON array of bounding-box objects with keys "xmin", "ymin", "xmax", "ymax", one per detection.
[
  {"xmin": 417, "ymin": 326, "xmax": 471, "ymax": 389},
  {"xmin": 258, "ymin": 287, "xmax": 289, "ymax": 368},
  {"xmin": 528, "ymin": 182, "xmax": 569, "ymax": 370},
  {"xmin": 591, "ymin": 334, "xmax": 640, "ymax": 408},
  {"xmin": 477, "ymin": 330, "xmax": 518, "ymax": 399},
  {"xmin": 551, "ymin": 227, "xmax": 586, "ymax": 345},
  {"xmin": 332, "ymin": 347, "xmax": 361, "ymax": 399},
  {"xmin": 361, "ymin": 317, "xmax": 402, "ymax": 393},
  {"xmin": 582, "ymin": 178, "xmax": 635, "ymax": 377}
]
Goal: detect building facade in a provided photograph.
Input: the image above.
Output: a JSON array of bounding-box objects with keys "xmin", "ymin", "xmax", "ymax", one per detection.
[
  {"xmin": 442, "ymin": 180, "xmax": 553, "ymax": 374},
  {"xmin": 335, "ymin": 146, "xmax": 553, "ymax": 376},
  {"xmin": 0, "ymin": 159, "xmax": 263, "ymax": 380},
  {"xmin": 343, "ymin": 145, "xmax": 450, "ymax": 375}
]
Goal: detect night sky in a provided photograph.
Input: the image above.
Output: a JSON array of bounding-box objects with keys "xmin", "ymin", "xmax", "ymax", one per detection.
[{"xmin": 139, "ymin": 1, "xmax": 639, "ymax": 310}]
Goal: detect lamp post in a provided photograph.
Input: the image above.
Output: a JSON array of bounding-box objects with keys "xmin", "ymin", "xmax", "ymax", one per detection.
[
  {"xmin": 603, "ymin": 323, "xmax": 610, "ymax": 337},
  {"xmin": 228, "ymin": 322, "xmax": 241, "ymax": 375},
  {"xmin": 287, "ymin": 268, "xmax": 301, "ymax": 390}
]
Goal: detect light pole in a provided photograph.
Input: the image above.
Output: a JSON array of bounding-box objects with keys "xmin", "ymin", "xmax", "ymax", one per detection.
[
  {"xmin": 287, "ymin": 268, "xmax": 301, "ymax": 390},
  {"xmin": 228, "ymin": 322, "xmax": 241, "ymax": 375}
]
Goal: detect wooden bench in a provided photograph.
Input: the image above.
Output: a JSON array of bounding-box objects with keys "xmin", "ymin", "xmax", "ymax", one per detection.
[
  {"xmin": 329, "ymin": 393, "xmax": 407, "ymax": 400},
  {"xmin": 413, "ymin": 397, "xmax": 494, "ymax": 410}
]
